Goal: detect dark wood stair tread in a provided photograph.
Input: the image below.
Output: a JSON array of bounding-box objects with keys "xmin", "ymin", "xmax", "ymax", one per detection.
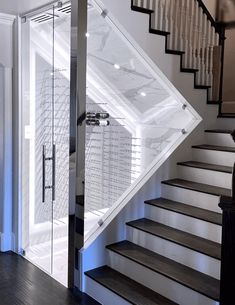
[
  {"xmin": 145, "ymin": 197, "xmax": 222, "ymax": 225},
  {"xmin": 205, "ymin": 129, "xmax": 233, "ymax": 134},
  {"xmin": 207, "ymin": 100, "xmax": 220, "ymax": 105},
  {"xmin": 194, "ymin": 85, "xmax": 211, "ymax": 89},
  {"xmin": 85, "ymin": 265, "xmax": 178, "ymax": 305},
  {"xmin": 127, "ymin": 218, "xmax": 221, "ymax": 260},
  {"xmin": 218, "ymin": 113, "xmax": 235, "ymax": 118},
  {"xmin": 131, "ymin": 5, "xmax": 154, "ymax": 14},
  {"xmin": 192, "ymin": 144, "xmax": 235, "ymax": 153},
  {"xmin": 181, "ymin": 68, "xmax": 199, "ymax": 73},
  {"xmin": 107, "ymin": 241, "xmax": 220, "ymax": 302},
  {"xmin": 149, "ymin": 28, "xmax": 170, "ymax": 36},
  {"xmin": 162, "ymin": 178, "xmax": 231, "ymax": 197},
  {"xmin": 165, "ymin": 49, "xmax": 185, "ymax": 55},
  {"xmin": 177, "ymin": 160, "xmax": 233, "ymax": 173}
]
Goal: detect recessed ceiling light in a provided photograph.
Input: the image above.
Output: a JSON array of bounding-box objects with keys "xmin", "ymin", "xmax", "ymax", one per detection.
[
  {"xmin": 114, "ymin": 64, "xmax": 120, "ymax": 70},
  {"xmin": 86, "ymin": 32, "xmax": 90, "ymax": 38},
  {"xmin": 140, "ymin": 92, "xmax": 146, "ymax": 97}
]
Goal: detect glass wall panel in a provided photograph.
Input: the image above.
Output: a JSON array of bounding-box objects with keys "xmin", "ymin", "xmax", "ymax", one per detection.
[{"xmin": 84, "ymin": 1, "xmax": 198, "ymax": 239}]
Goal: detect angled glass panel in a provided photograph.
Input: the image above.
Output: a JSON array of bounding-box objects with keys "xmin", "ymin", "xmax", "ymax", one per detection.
[{"xmin": 84, "ymin": 1, "xmax": 199, "ymax": 239}]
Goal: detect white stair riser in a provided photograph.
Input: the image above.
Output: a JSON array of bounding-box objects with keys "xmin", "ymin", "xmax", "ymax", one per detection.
[
  {"xmin": 108, "ymin": 251, "xmax": 219, "ymax": 305},
  {"xmin": 192, "ymin": 149, "xmax": 235, "ymax": 167},
  {"xmin": 127, "ymin": 226, "xmax": 220, "ymax": 279},
  {"xmin": 178, "ymin": 166, "xmax": 232, "ymax": 189},
  {"xmin": 161, "ymin": 184, "xmax": 221, "ymax": 213},
  {"xmin": 205, "ymin": 133, "xmax": 235, "ymax": 147},
  {"xmin": 85, "ymin": 276, "xmax": 131, "ymax": 305},
  {"xmin": 145, "ymin": 204, "xmax": 221, "ymax": 243}
]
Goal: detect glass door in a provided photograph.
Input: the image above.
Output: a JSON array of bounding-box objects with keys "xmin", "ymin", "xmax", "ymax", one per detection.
[{"xmin": 21, "ymin": 2, "xmax": 71, "ymax": 286}]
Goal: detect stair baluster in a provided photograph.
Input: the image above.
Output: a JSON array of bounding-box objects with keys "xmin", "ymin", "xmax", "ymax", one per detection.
[
  {"xmin": 177, "ymin": 0, "xmax": 184, "ymax": 51},
  {"xmin": 167, "ymin": 0, "xmax": 175, "ymax": 50},
  {"xmin": 198, "ymin": 5, "xmax": 205, "ymax": 84},
  {"xmin": 131, "ymin": 0, "xmax": 226, "ymax": 104},
  {"xmin": 200, "ymin": 13, "xmax": 207, "ymax": 85},
  {"xmin": 158, "ymin": 0, "xmax": 164, "ymax": 31},
  {"xmin": 162, "ymin": 0, "xmax": 170, "ymax": 32},
  {"xmin": 192, "ymin": 1, "xmax": 200, "ymax": 70},
  {"xmin": 187, "ymin": 0, "xmax": 194, "ymax": 69},
  {"xmin": 148, "ymin": 0, "xmax": 153, "ymax": 10},
  {"xmin": 172, "ymin": 0, "xmax": 180, "ymax": 50},
  {"xmin": 151, "ymin": 0, "xmax": 158, "ymax": 31},
  {"xmin": 204, "ymin": 19, "xmax": 211, "ymax": 86},
  {"xmin": 133, "ymin": 0, "xmax": 139, "ymax": 7}
]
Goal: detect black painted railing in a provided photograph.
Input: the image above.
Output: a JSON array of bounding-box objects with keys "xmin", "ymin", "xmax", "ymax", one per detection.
[
  {"xmin": 219, "ymin": 131, "xmax": 235, "ymax": 305},
  {"xmin": 131, "ymin": 0, "xmax": 227, "ymax": 113}
]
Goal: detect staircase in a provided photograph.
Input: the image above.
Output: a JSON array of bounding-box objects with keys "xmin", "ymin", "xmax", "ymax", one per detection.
[
  {"xmin": 82, "ymin": 1, "xmax": 235, "ymax": 304},
  {"xmin": 131, "ymin": 0, "xmax": 222, "ymax": 104},
  {"xmin": 128, "ymin": 0, "xmax": 235, "ymax": 117},
  {"xmin": 85, "ymin": 129, "xmax": 234, "ymax": 304}
]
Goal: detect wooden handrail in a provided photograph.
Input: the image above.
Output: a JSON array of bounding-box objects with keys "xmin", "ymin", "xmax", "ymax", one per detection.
[
  {"xmin": 196, "ymin": 0, "xmax": 226, "ymax": 106},
  {"xmin": 196, "ymin": 0, "xmax": 220, "ymax": 32}
]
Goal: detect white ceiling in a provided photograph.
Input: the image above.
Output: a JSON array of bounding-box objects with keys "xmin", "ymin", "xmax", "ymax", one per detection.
[
  {"xmin": 0, "ymin": 0, "xmax": 54, "ymax": 15},
  {"xmin": 1, "ymin": 0, "xmax": 216, "ymax": 18}
]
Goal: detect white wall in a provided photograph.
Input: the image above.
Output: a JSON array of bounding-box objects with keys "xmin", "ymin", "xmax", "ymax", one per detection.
[
  {"xmin": 203, "ymin": 0, "xmax": 217, "ymax": 18},
  {"xmin": 223, "ymin": 28, "xmax": 235, "ymax": 101},
  {"xmin": 0, "ymin": 0, "xmax": 53, "ymax": 15}
]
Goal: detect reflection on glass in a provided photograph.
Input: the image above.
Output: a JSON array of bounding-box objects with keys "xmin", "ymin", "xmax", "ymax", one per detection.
[
  {"xmin": 21, "ymin": 3, "xmax": 71, "ymax": 287},
  {"xmin": 84, "ymin": 1, "xmax": 197, "ymax": 237}
]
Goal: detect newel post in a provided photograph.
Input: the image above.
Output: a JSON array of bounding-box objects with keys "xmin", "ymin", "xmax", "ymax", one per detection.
[{"xmin": 219, "ymin": 131, "xmax": 235, "ymax": 305}]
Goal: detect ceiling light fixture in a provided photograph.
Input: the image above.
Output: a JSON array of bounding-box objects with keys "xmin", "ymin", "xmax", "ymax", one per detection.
[{"xmin": 114, "ymin": 64, "xmax": 120, "ymax": 70}]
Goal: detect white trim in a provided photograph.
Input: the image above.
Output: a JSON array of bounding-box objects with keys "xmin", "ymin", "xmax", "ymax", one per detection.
[
  {"xmin": 0, "ymin": 232, "xmax": 13, "ymax": 251},
  {"xmin": 0, "ymin": 13, "xmax": 16, "ymax": 25},
  {"xmin": 12, "ymin": 17, "xmax": 22, "ymax": 254}
]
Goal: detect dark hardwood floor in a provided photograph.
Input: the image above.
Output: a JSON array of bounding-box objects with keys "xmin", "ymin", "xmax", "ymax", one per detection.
[{"xmin": 0, "ymin": 252, "xmax": 99, "ymax": 305}]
